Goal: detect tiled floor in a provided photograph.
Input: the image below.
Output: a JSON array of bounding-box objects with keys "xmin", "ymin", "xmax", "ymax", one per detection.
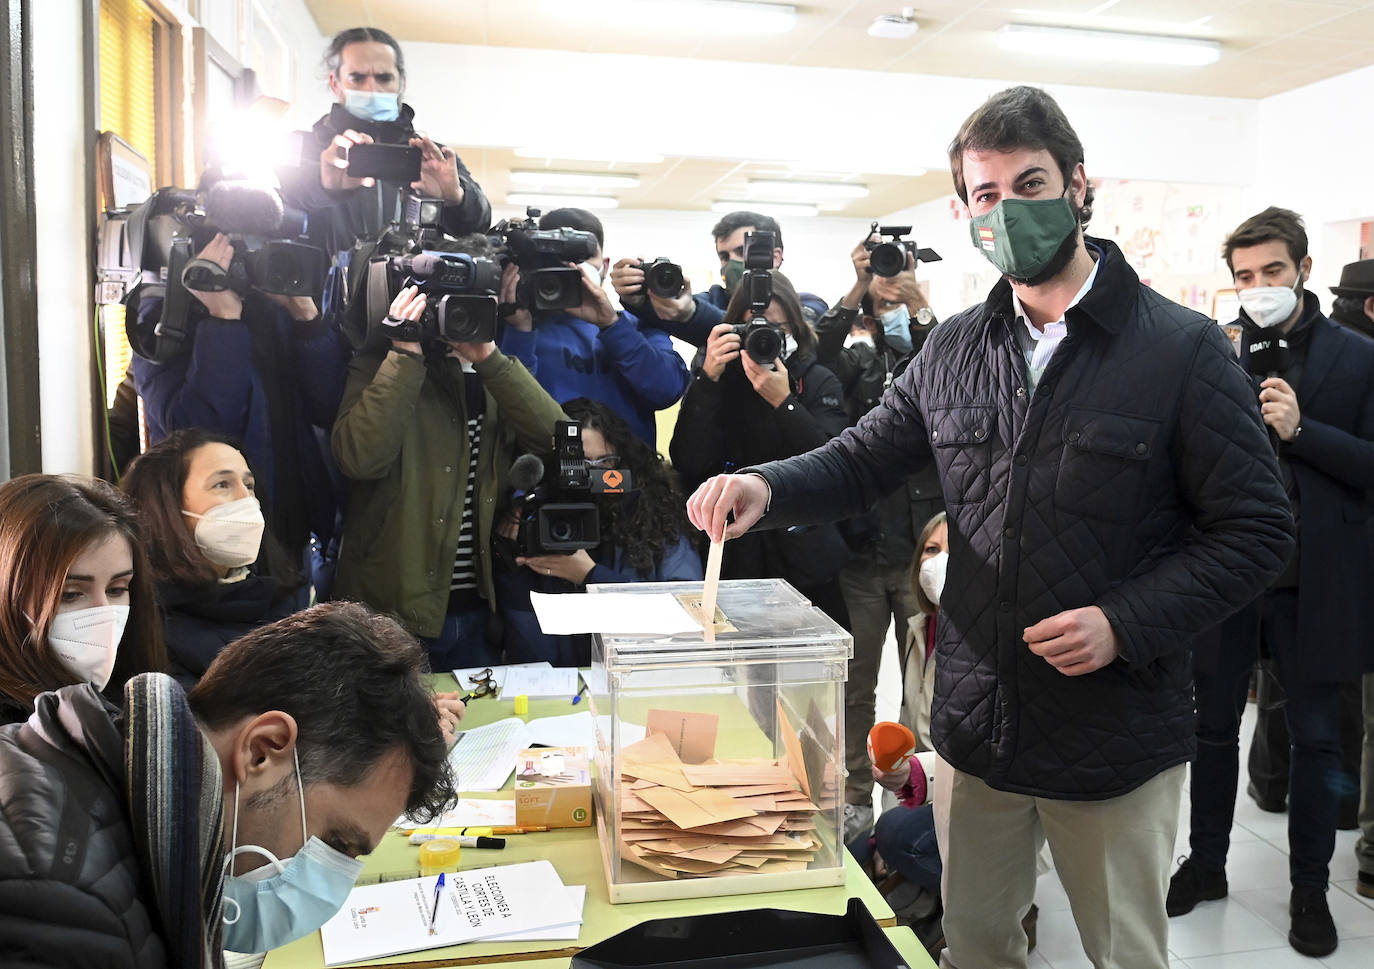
[{"xmin": 869, "ymin": 629, "xmax": 1374, "ymax": 968}]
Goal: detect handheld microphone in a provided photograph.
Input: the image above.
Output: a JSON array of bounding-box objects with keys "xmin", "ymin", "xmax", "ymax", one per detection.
[
  {"xmin": 508, "ymin": 453, "xmax": 545, "ymax": 494},
  {"xmin": 1246, "ymin": 335, "xmax": 1290, "ymax": 377}
]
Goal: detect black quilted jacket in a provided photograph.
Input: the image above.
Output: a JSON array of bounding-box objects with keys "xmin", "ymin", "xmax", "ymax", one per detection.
[
  {"xmin": 0, "ymin": 687, "xmax": 168, "ymax": 968},
  {"xmin": 753, "ymin": 239, "xmax": 1294, "ymax": 799}
]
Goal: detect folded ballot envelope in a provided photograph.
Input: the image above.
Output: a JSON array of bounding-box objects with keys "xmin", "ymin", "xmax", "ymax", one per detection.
[{"xmin": 515, "ymin": 746, "xmax": 592, "ymax": 828}]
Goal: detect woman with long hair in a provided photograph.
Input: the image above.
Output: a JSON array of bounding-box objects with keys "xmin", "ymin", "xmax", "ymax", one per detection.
[
  {"xmin": 670, "ymin": 270, "xmax": 852, "ymax": 626},
  {"xmin": 0, "ymin": 475, "xmax": 165, "ymax": 724},
  {"xmin": 120, "ymin": 428, "xmax": 304, "ymax": 688},
  {"xmin": 497, "ymin": 396, "xmax": 703, "ymax": 665}
]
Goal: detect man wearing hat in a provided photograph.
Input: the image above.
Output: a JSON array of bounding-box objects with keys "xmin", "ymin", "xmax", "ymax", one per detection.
[
  {"xmin": 1333, "ymin": 256, "xmax": 1374, "ymax": 902},
  {"xmin": 1330, "ymin": 258, "xmax": 1374, "ymax": 340}
]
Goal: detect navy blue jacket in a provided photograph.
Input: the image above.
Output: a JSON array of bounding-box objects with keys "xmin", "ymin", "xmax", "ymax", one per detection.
[
  {"xmin": 498, "ymin": 310, "xmax": 688, "ymax": 446},
  {"xmin": 1236, "ymin": 294, "xmax": 1374, "ymax": 680},
  {"xmin": 132, "ymin": 296, "xmax": 349, "ymax": 552}
]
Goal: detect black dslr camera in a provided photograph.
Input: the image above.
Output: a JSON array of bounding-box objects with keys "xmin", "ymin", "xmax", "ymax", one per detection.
[
  {"xmin": 503, "ymin": 421, "xmax": 633, "ymax": 559},
  {"xmin": 381, "ymin": 250, "xmax": 503, "ymax": 343},
  {"xmin": 635, "ymin": 256, "xmax": 685, "ymax": 299},
  {"xmin": 731, "ymin": 230, "xmax": 783, "ymax": 366},
  {"xmin": 493, "ymin": 210, "xmax": 599, "ymax": 311},
  {"xmin": 122, "ymin": 181, "xmax": 327, "ymax": 363},
  {"xmin": 864, "ymin": 221, "xmax": 942, "ymax": 277}
]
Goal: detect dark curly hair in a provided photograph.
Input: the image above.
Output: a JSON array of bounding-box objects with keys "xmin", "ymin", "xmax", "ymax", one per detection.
[
  {"xmin": 190, "ymin": 601, "xmax": 456, "ymax": 822},
  {"xmin": 562, "ymin": 398, "xmax": 692, "ymax": 575}
]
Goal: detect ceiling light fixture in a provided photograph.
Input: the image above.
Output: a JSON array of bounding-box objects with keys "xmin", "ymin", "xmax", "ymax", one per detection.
[
  {"xmin": 506, "ymin": 193, "xmax": 620, "ymax": 210},
  {"xmin": 711, "ymin": 200, "xmax": 819, "ymax": 217},
  {"xmin": 514, "ymin": 147, "xmax": 666, "ymax": 165},
  {"xmin": 509, "ymin": 170, "xmax": 641, "ymax": 190},
  {"xmin": 550, "ymin": 1, "xmax": 796, "ymax": 34},
  {"xmin": 996, "ymin": 23, "xmax": 1221, "ymax": 66},
  {"xmin": 747, "ymin": 179, "xmax": 869, "ymax": 200},
  {"xmin": 868, "ymin": 8, "xmax": 920, "ymax": 40}
]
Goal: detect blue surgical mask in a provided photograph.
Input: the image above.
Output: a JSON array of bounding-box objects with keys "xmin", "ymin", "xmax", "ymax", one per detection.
[
  {"xmin": 343, "ymin": 89, "xmax": 400, "ymax": 123},
  {"xmin": 221, "ymin": 749, "xmax": 366, "ymax": 953},
  {"xmin": 880, "ymin": 304, "xmax": 912, "ymax": 353}
]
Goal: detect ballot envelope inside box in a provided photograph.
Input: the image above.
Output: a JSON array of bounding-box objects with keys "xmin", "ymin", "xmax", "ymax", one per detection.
[{"xmin": 585, "ymin": 578, "xmax": 853, "ymax": 904}]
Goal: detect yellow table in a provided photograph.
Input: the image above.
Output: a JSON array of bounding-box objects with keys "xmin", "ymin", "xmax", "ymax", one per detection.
[{"xmin": 262, "ymin": 677, "xmax": 929, "ymax": 969}]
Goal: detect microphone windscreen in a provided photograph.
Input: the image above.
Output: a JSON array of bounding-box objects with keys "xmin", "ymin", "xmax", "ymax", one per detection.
[
  {"xmin": 867, "ymin": 721, "xmax": 917, "ymax": 773},
  {"xmin": 408, "ymin": 253, "xmax": 446, "ymax": 278},
  {"xmin": 204, "ymin": 181, "xmax": 285, "ymax": 236},
  {"xmin": 509, "ymin": 453, "xmax": 545, "ymax": 493}
]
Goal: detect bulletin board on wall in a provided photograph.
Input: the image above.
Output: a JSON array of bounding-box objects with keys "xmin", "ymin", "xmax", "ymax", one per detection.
[{"xmin": 1092, "ymin": 179, "xmax": 1246, "ymax": 320}]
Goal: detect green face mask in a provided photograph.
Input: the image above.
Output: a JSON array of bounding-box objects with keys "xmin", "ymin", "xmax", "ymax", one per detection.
[
  {"xmin": 722, "ymin": 259, "xmax": 745, "ymax": 293},
  {"xmin": 968, "ymin": 197, "xmax": 1079, "ymax": 281}
]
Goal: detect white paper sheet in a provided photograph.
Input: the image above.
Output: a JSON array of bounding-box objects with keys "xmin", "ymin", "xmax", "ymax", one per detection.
[
  {"xmin": 447, "ymin": 717, "xmax": 530, "ymax": 792},
  {"xmin": 481, "ymin": 885, "xmax": 585, "ymax": 942},
  {"xmin": 449, "ymin": 662, "xmax": 552, "ymax": 695},
  {"xmin": 394, "ymin": 797, "xmax": 516, "ymax": 831},
  {"xmin": 499, "ymin": 665, "xmax": 580, "ymax": 700},
  {"xmin": 319, "ymin": 861, "xmax": 579, "ymax": 966},
  {"xmin": 580, "ymin": 666, "xmax": 608, "ymax": 697},
  {"xmin": 530, "ymin": 591, "xmax": 701, "ymax": 635}
]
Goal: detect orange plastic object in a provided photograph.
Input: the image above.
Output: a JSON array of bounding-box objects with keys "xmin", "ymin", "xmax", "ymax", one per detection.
[{"xmin": 867, "ymin": 721, "xmax": 917, "ymax": 773}]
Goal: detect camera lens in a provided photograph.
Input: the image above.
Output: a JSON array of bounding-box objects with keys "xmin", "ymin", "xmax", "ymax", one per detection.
[
  {"xmin": 869, "ymin": 242, "xmax": 905, "ymax": 278},
  {"xmin": 646, "ymin": 262, "xmax": 683, "ymax": 299},
  {"xmin": 550, "ymin": 519, "xmax": 574, "ymax": 543},
  {"xmin": 744, "ymin": 322, "xmax": 782, "ymax": 365}
]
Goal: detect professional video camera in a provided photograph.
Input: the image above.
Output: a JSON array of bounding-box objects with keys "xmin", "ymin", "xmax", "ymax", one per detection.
[
  {"xmin": 864, "ymin": 221, "xmax": 942, "ymax": 277},
  {"xmin": 501, "ymin": 421, "xmax": 632, "ymax": 559},
  {"xmin": 731, "ymin": 230, "xmax": 783, "ymax": 366},
  {"xmin": 634, "ymin": 256, "xmax": 685, "ymax": 299},
  {"xmin": 121, "ymin": 180, "xmax": 327, "ymax": 363},
  {"xmin": 378, "ymin": 249, "xmax": 504, "ymax": 343},
  {"xmin": 491, "ymin": 210, "xmax": 600, "ymax": 312}
]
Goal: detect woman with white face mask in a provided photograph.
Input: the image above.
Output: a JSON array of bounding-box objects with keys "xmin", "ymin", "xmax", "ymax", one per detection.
[
  {"xmin": 121, "ymin": 429, "xmax": 305, "ymax": 690},
  {"xmin": 0, "ymin": 475, "xmax": 166, "ymax": 725}
]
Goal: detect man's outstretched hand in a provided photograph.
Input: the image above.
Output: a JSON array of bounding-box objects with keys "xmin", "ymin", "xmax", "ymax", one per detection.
[{"xmin": 686, "ymin": 473, "xmax": 770, "ymax": 544}]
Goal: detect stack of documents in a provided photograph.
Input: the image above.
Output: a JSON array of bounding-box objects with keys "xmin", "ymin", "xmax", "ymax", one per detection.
[
  {"xmin": 615, "ymin": 729, "xmax": 823, "ymax": 880},
  {"xmin": 319, "ymin": 860, "xmax": 583, "ymax": 965}
]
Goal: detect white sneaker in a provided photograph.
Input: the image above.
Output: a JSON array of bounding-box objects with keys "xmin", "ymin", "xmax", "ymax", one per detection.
[{"xmin": 843, "ymin": 802, "xmax": 874, "ymax": 842}]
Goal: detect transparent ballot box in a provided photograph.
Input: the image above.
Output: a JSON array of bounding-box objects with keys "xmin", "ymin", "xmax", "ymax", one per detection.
[{"xmin": 587, "ymin": 578, "xmax": 852, "ymax": 903}]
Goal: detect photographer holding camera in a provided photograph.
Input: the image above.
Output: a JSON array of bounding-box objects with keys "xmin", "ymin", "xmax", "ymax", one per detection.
[
  {"xmin": 279, "ymin": 27, "xmax": 491, "ymax": 258},
  {"xmin": 610, "ymin": 210, "xmax": 828, "ymax": 347},
  {"xmin": 498, "ymin": 208, "xmax": 689, "ymax": 446},
  {"xmin": 495, "ymin": 397, "xmax": 704, "ymax": 666},
  {"xmin": 812, "ymin": 227, "xmax": 944, "ymax": 840},
  {"xmin": 331, "ymin": 235, "xmax": 566, "ymax": 671},
  {"xmin": 670, "ymin": 264, "xmax": 851, "ymax": 625},
  {"xmin": 131, "ymin": 218, "xmax": 349, "ymax": 596}
]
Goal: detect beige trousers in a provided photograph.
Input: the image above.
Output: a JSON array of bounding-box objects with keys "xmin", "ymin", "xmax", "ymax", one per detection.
[{"xmin": 934, "ymin": 758, "xmax": 1185, "ymax": 969}]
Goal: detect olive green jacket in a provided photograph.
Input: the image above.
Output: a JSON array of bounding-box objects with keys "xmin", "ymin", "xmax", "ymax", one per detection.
[{"xmin": 331, "ymin": 347, "xmax": 565, "ymax": 637}]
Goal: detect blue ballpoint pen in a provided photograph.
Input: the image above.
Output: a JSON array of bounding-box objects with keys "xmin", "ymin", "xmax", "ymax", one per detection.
[{"xmin": 427, "ymin": 872, "xmax": 445, "ymax": 935}]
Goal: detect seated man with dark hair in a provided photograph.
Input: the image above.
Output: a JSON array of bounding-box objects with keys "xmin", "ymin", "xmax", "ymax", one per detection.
[
  {"xmin": 611, "ymin": 209, "xmax": 828, "ymax": 347},
  {"xmin": 0, "ymin": 600, "xmax": 455, "ymax": 966},
  {"xmin": 498, "ymin": 207, "xmax": 688, "ymax": 446}
]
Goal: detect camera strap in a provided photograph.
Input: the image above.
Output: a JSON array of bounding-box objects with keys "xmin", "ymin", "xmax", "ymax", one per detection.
[{"xmin": 150, "ymin": 236, "xmax": 195, "ymax": 361}]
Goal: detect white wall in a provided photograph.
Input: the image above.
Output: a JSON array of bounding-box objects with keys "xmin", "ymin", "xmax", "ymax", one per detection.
[
  {"xmin": 33, "ymin": 0, "xmax": 94, "ymax": 473},
  {"xmin": 1254, "ymin": 63, "xmax": 1374, "ymax": 296}
]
